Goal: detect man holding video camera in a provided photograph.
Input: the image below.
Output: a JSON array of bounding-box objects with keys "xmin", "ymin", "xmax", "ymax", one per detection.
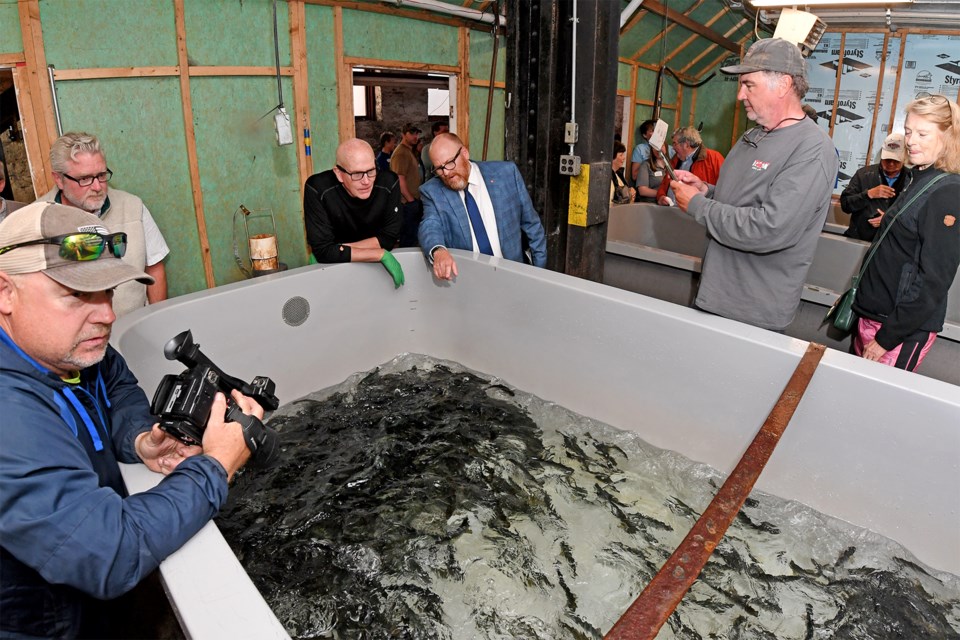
[{"xmin": 0, "ymin": 202, "xmax": 260, "ymax": 638}]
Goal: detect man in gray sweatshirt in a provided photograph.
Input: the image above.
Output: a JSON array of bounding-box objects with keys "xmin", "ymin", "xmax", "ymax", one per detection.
[{"xmin": 670, "ymin": 38, "xmax": 839, "ymax": 332}]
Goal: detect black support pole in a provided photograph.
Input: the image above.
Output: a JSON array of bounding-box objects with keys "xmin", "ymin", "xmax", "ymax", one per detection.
[{"xmin": 506, "ymin": 0, "xmax": 619, "ymax": 281}]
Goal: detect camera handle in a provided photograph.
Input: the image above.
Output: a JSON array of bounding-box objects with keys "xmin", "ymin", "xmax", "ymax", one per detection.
[{"xmin": 225, "ymin": 403, "xmax": 278, "ymax": 468}]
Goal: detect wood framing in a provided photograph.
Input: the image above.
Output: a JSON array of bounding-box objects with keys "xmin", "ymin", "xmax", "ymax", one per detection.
[
  {"xmin": 627, "ymin": 61, "xmax": 638, "ymax": 152},
  {"xmin": 343, "ymin": 56, "xmax": 460, "ymax": 74},
  {"xmin": 827, "ymin": 33, "xmax": 846, "ymax": 138},
  {"xmin": 630, "ymin": 19, "xmax": 674, "ymax": 61},
  {"xmin": 173, "ymin": 0, "xmax": 215, "ymax": 289},
  {"xmin": 639, "ymin": 0, "xmax": 739, "ymax": 53},
  {"xmin": 302, "ymin": 0, "xmax": 488, "ymax": 32},
  {"xmin": 289, "ymin": 0, "xmax": 313, "ymax": 190},
  {"xmin": 458, "ymin": 26, "xmax": 471, "ymax": 149},
  {"xmin": 663, "ymin": 5, "xmax": 726, "ymax": 66},
  {"xmin": 622, "ymin": 7, "xmax": 648, "ymax": 36},
  {"xmin": 0, "ymin": 53, "xmax": 26, "ymax": 65},
  {"xmin": 333, "ymin": 7, "xmax": 354, "ymax": 143},
  {"xmin": 468, "ymin": 79, "xmax": 506, "ymax": 89},
  {"xmin": 188, "ymin": 66, "xmax": 294, "ymax": 77},
  {"xmin": 18, "ymin": 0, "xmax": 57, "ymax": 195},
  {"xmin": 10, "ymin": 65, "xmax": 46, "ymax": 200},
  {"xmin": 680, "ymin": 18, "xmax": 747, "ymax": 76},
  {"xmin": 865, "ymin": 31, "xmax": 891, "ymax": 162},
  {"xmin": 51, "ymin": 66, "xmax": 295, "ymax": 81},
  {"xmin": 52, "ymin": 66, "xmax": 180, "ymax": 80},
  {"xmin": 887, "ymin": 36, "xmax": 908, "ymax": 139}
]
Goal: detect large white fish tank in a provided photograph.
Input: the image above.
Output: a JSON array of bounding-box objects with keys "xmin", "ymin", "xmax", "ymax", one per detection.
[{"xmin": 114, "ymin": 250, "xmax": 960, "ymax": 638}]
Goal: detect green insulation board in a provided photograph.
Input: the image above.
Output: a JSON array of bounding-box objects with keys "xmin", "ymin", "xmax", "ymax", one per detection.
[
  {"xmin": 40, "ymin": 0, "xmax": 177, "ymax": 68},
  {"xmin": 469, "ymin": 32, "xmax": 504, "ymax": 84},
  {"xmin": 469, "ymin": 86, "xmax": 504, "ymax": 161},
  {"xmin": 190, "ymin": 75, "xmax": 306, "ymax": 287},
  {"xmin": 0, "ymin": 2, "xmax": 23, "ymax": 54},
  {"xmin": 183, "ymin": 0, "xmax": 290, "ymax": 68},
  {"xmin": 341, "ymin": 9, "xmax": 458, "ymax": 67}
]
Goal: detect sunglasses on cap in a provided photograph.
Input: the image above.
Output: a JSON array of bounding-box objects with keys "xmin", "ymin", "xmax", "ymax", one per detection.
[{"xmin": 0, "ymin": 232, "xmax": 127, "ymax": 261}]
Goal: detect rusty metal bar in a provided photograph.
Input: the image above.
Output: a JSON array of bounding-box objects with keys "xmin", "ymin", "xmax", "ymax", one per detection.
[{"xmin": 605, "ymin": 342, "xmax": 827, "ymax": 640}]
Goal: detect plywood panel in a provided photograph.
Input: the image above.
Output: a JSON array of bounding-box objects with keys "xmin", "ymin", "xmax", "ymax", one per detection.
[
  {"xmin": 184, "ymin": 0, "xmax": 291, "ymax": 68},
  {"xmin": 38, "ymin": 0, "xmax": 176, "ymax": 68},
  {"xmin": 341, "ymin": 9, "xmax": 458, "ymax": 66},
  {"xmin": 190, "ymin": 76, "xmax": 306, "ymax": 286},
  {"xmin": 51, "ymin": 77, "xmax": 206, "ymax": 297}
]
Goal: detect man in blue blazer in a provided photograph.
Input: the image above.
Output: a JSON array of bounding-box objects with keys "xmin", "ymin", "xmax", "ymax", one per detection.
[{"xmin": 418, "ymin": 133, "xmax": 547, "ymax": 280}]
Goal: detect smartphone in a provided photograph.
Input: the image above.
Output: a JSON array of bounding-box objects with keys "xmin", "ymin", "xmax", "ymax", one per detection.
[{"xmin": 655, "ymin": 147, "xmax": 679, "ymax": 182}]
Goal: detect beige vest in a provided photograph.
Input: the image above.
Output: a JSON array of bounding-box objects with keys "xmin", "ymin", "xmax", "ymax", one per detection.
[{"xmin": 40, "ymin": 188, "xmax": 148, "ymax": 317}]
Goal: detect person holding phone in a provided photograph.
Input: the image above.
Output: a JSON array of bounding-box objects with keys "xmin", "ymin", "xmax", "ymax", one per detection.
[
  {"xmin": 655, "ymin": 127, "xmax": 724, "ymax": 207},
  {"xmin": 667, "ymin": 38, "xmax": 838, "ymax": 333}
]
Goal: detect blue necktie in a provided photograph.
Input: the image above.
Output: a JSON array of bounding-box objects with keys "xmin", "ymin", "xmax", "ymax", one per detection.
[{"xmin": 464, "ymin": 188, "xmax": 493, "ymax": 256}]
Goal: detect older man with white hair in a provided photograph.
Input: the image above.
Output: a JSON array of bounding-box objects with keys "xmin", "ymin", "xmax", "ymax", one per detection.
[
  {"xmin": 40, "ymin": 132, "xmax": 169, "ymax": 316},
  {"xmin": 669, "ymin": 38, "xmax": 839, "ymax": 332}
]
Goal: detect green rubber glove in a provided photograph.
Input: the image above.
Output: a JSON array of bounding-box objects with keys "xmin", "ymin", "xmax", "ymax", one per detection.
[{"xmin": 380, "ymin": 250, "xmax": 405, "ymax": 288}]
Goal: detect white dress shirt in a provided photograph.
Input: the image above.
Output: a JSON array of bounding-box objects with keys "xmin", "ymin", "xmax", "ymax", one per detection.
[{"xmin": 461, "ymin": 162, "xmax": 503, "ymax": 258}]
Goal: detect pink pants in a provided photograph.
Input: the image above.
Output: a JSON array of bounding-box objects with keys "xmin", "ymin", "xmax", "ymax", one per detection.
[{"xmin": 853, "ymin": 317, "xmax": 937, "ymax": 372}]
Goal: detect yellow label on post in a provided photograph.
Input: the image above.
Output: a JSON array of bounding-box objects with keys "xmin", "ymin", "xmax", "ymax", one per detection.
[{"xmin": 568, "ymin": 163, "xmax": 590, "ymax": 227}]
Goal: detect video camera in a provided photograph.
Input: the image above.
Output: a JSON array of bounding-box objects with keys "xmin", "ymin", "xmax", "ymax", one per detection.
[{"xmin": 150, "ymin": 330, "xmax": 280, "ymax": 467}]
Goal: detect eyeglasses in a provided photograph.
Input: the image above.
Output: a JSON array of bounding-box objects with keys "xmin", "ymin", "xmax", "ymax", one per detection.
[
  {"xmin": 0, "ymin": 232, "xmax": 127, "ymax": 261},
  {"xmin": 740, "ymin": 116, "xmax": 806, "ymax": 149},
  {"xmin": 336, "ymin": 165, "xmax": 377, "ymax": 181},
  {"xmin": 915, "ymin": 92, "xmax": 949, "ymax": 104},
  {"xmin": 60, "ymin": 168, "xmax": 113, "ymax": 188},
  {"xmin": 741, "ymin": 126, "xmax": 772, "ymax": 149},
  {"xmin": 433, "ymin": 147, "xmax": 463, "ymax": 175}
]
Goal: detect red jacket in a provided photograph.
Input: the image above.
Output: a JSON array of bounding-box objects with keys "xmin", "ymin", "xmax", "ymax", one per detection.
[{"xmin": 656, "ymin": 145, "xmax": 724, "ymax": 201}]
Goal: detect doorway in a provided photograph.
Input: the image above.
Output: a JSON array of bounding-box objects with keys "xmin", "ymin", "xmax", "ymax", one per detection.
[
  {"xmin": 351, "ymin": 67, "xmax": 458, "ymax": 154},
  {"xmin": 0, "ymin": 67, "xmax": 36, "ymax": 205}
]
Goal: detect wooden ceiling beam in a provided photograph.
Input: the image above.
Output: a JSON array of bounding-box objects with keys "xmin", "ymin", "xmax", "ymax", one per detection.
[
  {"xmin": 630, "ymin": 21, "xmax": 677, "ymax": 61},
  {"xmin": 622, "ymin": 7, "xmax": 649, "ymax": 36},
  {"xmin": 662, "ymin": 1, "xmax": 720, "ymax": 65},
  {"xmin": 640, "ymin": 0, "xmax": 739, "ymax": 53},
  {"xmin": 681, "ymin": 18, "xmax": 747, "ymax": 75}
]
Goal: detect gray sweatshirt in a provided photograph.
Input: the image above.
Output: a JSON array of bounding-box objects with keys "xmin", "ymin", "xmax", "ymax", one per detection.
[{"xmin": 687, "ymin": 117, "xmax": 838, "ymax": 330}]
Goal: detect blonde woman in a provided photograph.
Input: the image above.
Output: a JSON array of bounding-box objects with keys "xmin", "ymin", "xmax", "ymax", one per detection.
[{"xmin": 852, "ymin": 94, "xmax": 960, "ymax": 372}]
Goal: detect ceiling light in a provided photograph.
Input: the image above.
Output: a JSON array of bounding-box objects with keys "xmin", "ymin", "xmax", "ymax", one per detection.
[{"xmin": 750, "ymin": 0, "xmax": 911, "ymax": 6}]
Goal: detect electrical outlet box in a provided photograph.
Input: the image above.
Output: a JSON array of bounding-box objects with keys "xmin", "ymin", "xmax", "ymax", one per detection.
[
  {"xmin": 559, "ymin": 154, "xmax": 581, "ymax": 176},
  {"xmin": 274, "ymin": 107, "xmax": 294, "ymax": 146},
  {"xmin": 564, "ymin": 122, "xmax": 579, "ymax": 144}
]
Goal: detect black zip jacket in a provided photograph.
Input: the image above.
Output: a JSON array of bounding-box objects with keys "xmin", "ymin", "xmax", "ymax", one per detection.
[{"xmin": 853, "ymin": 166, "xmax": 960, "ymax": 349}]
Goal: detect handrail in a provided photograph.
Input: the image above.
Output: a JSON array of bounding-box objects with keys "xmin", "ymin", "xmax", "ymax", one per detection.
[{"xmin": 605, "ymin": 342, "xmax": 827, "ymax": 640}]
